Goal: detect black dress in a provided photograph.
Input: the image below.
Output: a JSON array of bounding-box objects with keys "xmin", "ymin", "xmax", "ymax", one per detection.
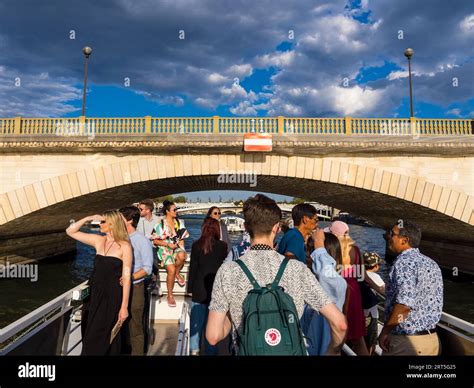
[{"xmin": 81, "ymin": 254, "xmax": 123, "ymax": 355}]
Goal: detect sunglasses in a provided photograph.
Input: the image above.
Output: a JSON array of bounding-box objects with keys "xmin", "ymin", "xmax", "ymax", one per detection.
[
  {"xmin": 213, "ymin": 212, "xmax": 221, "ymax": 215},
  {"xmin": 170, "ymin": 208, "xmax": 178, "ymax": 212},
  {"xmin": 99, "ymin": 220, "xmax": 107, "ymax": 224}
]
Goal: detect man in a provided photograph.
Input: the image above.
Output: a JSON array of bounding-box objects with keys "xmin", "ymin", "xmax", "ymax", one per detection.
[
  {"xmin": 137, "ymin": 199, "xmax": 160, "ymax": 238},
  {"xmin": 379, "ymin": 220, "xmax": 443, "ymax": 356},
  {"xmin": 277, "ymin": 203, "xmax": 318, "ymax": 263},
  {"xmin": 137, "ymin": 199, "xmax": 162, "ymax": 296},
  {"xmin": 119, "ymin": 206, "xmax": 154, "ymax": 355},
  {"xmin": 206, "ymin": 194, "xmax": 347, "ymax": 355}
]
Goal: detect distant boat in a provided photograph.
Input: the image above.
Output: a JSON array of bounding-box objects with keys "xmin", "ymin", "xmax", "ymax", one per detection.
[
  {"xmin": 333, "ymin": 212, "xmax": 376, "ymax": 227},
  {"xmin": 221, "ymin": 215, "xmax": 245, "ymax": 233}
]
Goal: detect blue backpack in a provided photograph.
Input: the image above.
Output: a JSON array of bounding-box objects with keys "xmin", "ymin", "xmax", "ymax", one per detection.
[{"xmin": 235, "ymin": 258, "xmax": 308, "ymax": 355}]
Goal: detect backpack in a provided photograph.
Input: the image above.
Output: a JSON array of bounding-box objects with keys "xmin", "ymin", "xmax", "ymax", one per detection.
[{"xmin": 235, "ymin": 258, "xmax": 308, "ymax": 356}]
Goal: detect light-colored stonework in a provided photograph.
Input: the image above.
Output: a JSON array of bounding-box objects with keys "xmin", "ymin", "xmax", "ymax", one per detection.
[{"xmin": 0, "ymin": 137, "xmax": 473, "ymax": 273}]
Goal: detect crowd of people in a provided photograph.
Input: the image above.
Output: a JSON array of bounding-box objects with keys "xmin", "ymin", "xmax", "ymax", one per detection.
[{"xmin": 65, "ymin": 194, "xmax": 444, "ymax": 357}]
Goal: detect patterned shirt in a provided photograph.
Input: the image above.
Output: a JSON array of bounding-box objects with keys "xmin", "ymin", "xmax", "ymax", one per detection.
[
  {"xmin": 384, "ymin": 248, "xmax": 443, "ymax": 335},
  {"xmin": 209, "ymin": 249, "xmax": 332, "ymax": 341}
]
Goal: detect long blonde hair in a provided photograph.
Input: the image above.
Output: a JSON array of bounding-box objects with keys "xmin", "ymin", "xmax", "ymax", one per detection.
[
  {"xmin": 337, "ymin": 234, "xmax": 355, "ymax": 267},
  {"xmin": 103, "ymin": 210, "xmax": 130, "ymax": 245}
]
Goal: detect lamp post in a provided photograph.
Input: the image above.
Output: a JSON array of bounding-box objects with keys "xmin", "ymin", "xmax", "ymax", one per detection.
[
  {"xmin": 81, "ymin": 46, "xmax": 92, "ymax": 116},
  {"xmin": 404, "ymin": 48, "xmax": 414, "ymax": 117}
]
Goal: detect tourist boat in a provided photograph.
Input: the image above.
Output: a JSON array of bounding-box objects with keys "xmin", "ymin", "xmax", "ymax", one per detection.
[
  {"xmin": 0, "ymin": 254, "xmax": 473, "ymax": 356},
  {"xmin": 221, "ymin": 215, "xmax": 245, "ymax": 233}
]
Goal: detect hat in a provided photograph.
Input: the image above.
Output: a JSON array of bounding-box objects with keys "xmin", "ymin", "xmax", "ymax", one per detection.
[
  {"xmin": 323, "ymin": 221, "xmax": 349, "ymax": 236},
  {"xmin": 363, "ymin": 252, "xmax": 384, "ymax": 268}
]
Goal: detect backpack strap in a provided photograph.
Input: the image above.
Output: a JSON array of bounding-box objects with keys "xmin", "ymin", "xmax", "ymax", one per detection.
[
  {"xmin": 236, "ymin": 260, "xmax": 260, "ymax": 290},
  {"xmin": 271, "ymin": 258, "xmax": 290, "ymax": 288}
]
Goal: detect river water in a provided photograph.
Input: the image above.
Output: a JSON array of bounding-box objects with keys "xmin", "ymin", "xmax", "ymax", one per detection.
[{"xmin": 1, "ymin": 216, "xmax": 473, "ymax": 328}]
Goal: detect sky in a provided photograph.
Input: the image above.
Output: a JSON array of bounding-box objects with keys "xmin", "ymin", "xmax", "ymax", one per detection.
[
  {"xmin": 1, "ymin": 0, "xmax": 473, "ymax": 200},
  {"xmin": 0, "ymin": 0, "xmax": 472, "ymax": 119}
]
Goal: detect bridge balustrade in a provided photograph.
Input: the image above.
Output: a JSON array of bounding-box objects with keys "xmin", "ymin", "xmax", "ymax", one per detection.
[{"xmin": 1, "ymin": 116, "xmax": 471, "ymax": 136}]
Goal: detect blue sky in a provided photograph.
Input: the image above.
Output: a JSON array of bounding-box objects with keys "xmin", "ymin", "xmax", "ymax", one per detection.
[
  {"xmin": 1, "ymin": 0, "xmax": 472, "ymax": 119},
  {"xmin": 0, "ymin": 0, "xmax": 473, "ymax": 200}
]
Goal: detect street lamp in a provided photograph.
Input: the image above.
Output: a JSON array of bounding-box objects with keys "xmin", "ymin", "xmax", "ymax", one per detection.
[
  {"xmin": 404, "ymin": 48, "xmax": 414, "ymax": 117},
  {"xmin": 81, "ymin": 46, "xmax": 92, "ymax": 116}
]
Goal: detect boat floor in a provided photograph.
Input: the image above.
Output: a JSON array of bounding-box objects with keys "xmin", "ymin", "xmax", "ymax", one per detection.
[
  {"xmin": 147, "ymin": 321, "xmax": 232, "ymax": 356},
  {"xmin": 147, "ymin": 322, "xmax": 179, "ymax": 356}
]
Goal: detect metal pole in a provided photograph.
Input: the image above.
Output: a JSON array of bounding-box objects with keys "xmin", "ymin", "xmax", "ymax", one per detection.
[
  {"xmin": 81, "ymin": 55, "xmax": 89, "ymax": 116},
  {"xmin": 408, "ymin": 58, "xmax": 414, "ymax": 117}
]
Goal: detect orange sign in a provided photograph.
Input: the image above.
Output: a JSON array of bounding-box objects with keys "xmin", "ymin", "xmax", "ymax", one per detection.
[{"xmin": 243, "ymin": 133, "xmax": 272, "ymax": 152}]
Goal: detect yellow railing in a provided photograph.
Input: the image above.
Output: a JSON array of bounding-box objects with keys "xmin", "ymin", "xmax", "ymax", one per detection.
[{"xmin": 0, "ymin": 116, "xmax": 472, "ymax": 136}]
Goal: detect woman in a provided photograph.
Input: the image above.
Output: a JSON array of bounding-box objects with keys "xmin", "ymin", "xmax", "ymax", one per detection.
[
  {"xmin": 187, "ymin": 218, "xmax": 227, "ymax": 355},
  {"xmin": 325, "ymin": 221, "xmax": 369, "ymax": 355},
  {"xmin": 206, "ymin": 206, "xmax": 231, "ymax": 253},
  {"xmin": 66, "ymin": 210, "xmax": 132, "ymax": 355},
  {"xmin": 152, "ymin": 200, "xmax": 189, "ymax": 307},
  {"xmin": 301, "ymin": 229, "xmax": 347, "ymax": 355}
]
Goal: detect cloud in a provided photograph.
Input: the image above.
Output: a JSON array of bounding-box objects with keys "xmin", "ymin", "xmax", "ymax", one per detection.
[
  {"xmin": 229, "ymin": 101, "xmax": 258, "ymax": 116},
  {"xmin": 0, "ymin": 66, "xmax": 81, "ymax": 117},
  {"xmin": 387, "ymin": 71, "xmax": 408, "ymax": 81},
  {"xmin": 459, "ymin": 14, "xmax": 474, "ymax": 34},
  {"xmin": 447, "ymin": 108, "xmax": 461, "ymax": 116},
  {"xmin": 0, "ymin": 0, "xmax": 472, "ymax": 118}
]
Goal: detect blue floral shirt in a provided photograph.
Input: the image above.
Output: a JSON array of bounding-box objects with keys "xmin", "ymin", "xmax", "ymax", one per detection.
[{"xmin": 384, "ymin": 248, "xmax": 443, "ymax": 335}]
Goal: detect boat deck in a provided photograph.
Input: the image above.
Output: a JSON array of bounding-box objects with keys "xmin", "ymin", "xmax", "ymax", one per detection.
[{"xmin": 147, "ymin": 322, "xmax": 179, "ymax": 356}]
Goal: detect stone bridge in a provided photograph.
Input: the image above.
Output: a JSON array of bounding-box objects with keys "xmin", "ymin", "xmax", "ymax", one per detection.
[{"xmin": 0, "ymin": 116, "xmax": 473, "ymax": 273}]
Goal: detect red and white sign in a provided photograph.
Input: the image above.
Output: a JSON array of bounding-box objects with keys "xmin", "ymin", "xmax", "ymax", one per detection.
[
  {"xmin": 264, "ymin": 328, "xmax": 281, "ymax": 346},
  {"xmin": 244, "ymin": 133, "xmax": 272, "ymax": 152}
]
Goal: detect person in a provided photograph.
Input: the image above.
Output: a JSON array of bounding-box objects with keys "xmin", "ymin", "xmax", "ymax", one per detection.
[
  {"xmin": 360, "ymin": 252, "xmax": 385, "ymax": 355},
  {"xmin": 152, "ymin": 200, "xmax": 189, "ymax": 307},
  {"xmin": 382, "ymin": 229, "xmax": 398, "ymax": 266},
  {"xmin": 137, "ymin": 199, "xmax": 162, "ymax": 297},
  {"xmin": 206, "ymin": 194, "xmax": 347, "ymax": 355},
  {"xmin": 379, "ymin": 220, "xmax": 443, "ymax": 356},
  {"xmin": 187, "ymin": 217, "xmax": 227, "ymax": 355},
  {"xmin": 137, "ymin": 199, "xmax": 159, "ymax": 238},
  {"xmin": 119, "ymin": 206, "xmax": 154, "ymax": 355},
  {"xmin": 277, "ymin": 203, "xmax": 319, "ymax": 263},
  {"xmin": 206, "ymin": 206, "xmax": 231, "ymax": 253},
  {"xmin": 280, "ymin": 216, "xmax": 294, "ymax": 234},
  {"xmin": 301, "ymin": 229, "xmax": 348, "ymax": 355},
  {"xmin": 325, "ymin": 220, "xmax": 369, "ymax": 355},
  {"xmin": 225, "ymin": 231, "xmax": 251, "ymax": 262},
  {"xmin": 66, "ymin": 211, "xmax": 132, "ymax": 355}
]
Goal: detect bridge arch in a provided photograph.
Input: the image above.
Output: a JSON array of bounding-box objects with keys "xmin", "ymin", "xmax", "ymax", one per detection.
[{"xmin": 1, "ymin": 154, "xmax": 473, "ymax": 272}]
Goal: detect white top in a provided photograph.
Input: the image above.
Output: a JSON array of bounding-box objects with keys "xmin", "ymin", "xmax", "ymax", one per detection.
[
  {"xmin": 137, "ymin": 214, "xmax": 160, "ymax": 239},
  {"xmin": 366, "ymin": 271, "xmax": 384, "ymax": 288}
]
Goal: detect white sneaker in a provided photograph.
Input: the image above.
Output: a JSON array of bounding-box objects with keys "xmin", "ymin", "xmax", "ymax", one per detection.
[{"xmin": 190, "ymin": 350, "xmax": 199, "ymax": 356}]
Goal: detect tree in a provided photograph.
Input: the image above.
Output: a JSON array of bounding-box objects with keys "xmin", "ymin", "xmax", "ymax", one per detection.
[
  {"xmin": 154, "ymin": 195, "xmax": 187, "ymax": 203},
  {"xmin": 154, "ymin": 195, "xmax": 173, "ymax": 203},
  {"xmin": 290, "ymin": 197, "xmax": 306, "ymax": 204}
]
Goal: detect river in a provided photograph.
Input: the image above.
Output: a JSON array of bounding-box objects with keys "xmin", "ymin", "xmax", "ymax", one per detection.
[{"xmin": 0, "ymin": 216, "xmax": 473, "ymax": 328}]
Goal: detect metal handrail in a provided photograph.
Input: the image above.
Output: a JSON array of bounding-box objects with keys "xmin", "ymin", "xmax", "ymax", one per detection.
[
  {"xmin": 0, "ymin": 281, "xmax": 88, "ymax": 344},
  {"xmin": 175, "ymin": 300, "xmax": 190, "ymax": 356}
]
